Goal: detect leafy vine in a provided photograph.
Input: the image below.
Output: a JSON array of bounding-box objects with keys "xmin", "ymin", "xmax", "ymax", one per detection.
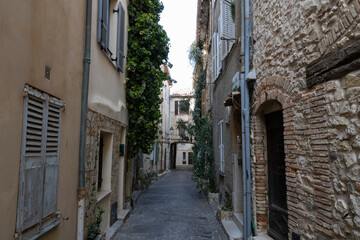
[{"xmin": 126, "ymin": 0, "xmax": 171, "ymax": 159}]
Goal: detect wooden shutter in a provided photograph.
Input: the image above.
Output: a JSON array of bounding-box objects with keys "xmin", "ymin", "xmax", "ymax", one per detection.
[
  {"xmin": 212, "ymin": 33, "xmax": 217, "ymax": 80},
  {"xmin": 175, "ymin": 101, "xmax": 178, "ymax": 115},
  {"xmin": 220, "ymin": 0, "xmax": 235, "ymax": 58},
  {"xmin": 217, "ymin": 30, "xmax": 222, "ymax": 75},
  {"xmin": 42, "ymin": 101, "xmax": 62, "ymax": 218},
  {"xmin": 17, "ymin": 86, "xmax": 62, "ymax": 234},
  {"xmin": 19, "ymin": 95, "xmax": 46, "ymax": 231},
  {"xmin": 98, "ymin": 0, "xmax": 109, "ymax": 49},
  {"xmin": 116, "ymin": 2, "xmax": 126, "ymax": 72}
]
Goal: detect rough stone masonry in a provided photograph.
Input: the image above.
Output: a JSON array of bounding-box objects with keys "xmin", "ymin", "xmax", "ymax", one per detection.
[{"xmin": 251, "ymin": 0, "xmax": 360, "ymax": 239}]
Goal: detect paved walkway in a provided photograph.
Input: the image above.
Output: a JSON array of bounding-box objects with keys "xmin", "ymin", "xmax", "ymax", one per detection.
[{"xmin": 114, "ymin": 169, "xmax": 228, "ymax": 240}]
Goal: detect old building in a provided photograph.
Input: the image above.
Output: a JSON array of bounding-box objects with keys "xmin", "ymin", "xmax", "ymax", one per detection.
[
  {"xmin": 0, "ymin": 1, "xmax": 85, "ymax": 239},
  {"xmin": 196, "ymin": 0, "xmax": 246, "ymax": 235},
  {"xmin": 252, "ymin": 0, "xmax": 360, "ymax": 239},
  {"xmin": 83, "ymin": 0, "xmax": 128, "ymax": 237},
  {"xmin": 170, "ymin": 90, "xmax": 195, "ymax": 169}
]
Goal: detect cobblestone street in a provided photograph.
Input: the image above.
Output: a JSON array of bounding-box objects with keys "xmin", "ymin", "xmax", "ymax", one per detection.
[{"xmin": 115, "ymin": 170, "xmax": 228, "ymax": 240}]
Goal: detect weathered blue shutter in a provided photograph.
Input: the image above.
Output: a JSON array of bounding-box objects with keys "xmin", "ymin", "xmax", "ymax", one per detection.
[
  {"xmin": 18, "ymin": 95, "xmax": 46, "ymax": 231},
  {"xmin": 116, "ymin": 2, "xmax": 126, "ymax": 72},
  {"xmin": 17, "ymin": 86, "xmax": 62, "ymax": 236},
  {"xmin": 42, "ymin": 101, "xmax": 62, "ymax": 218},
  {"xmin": 98, "ymin": 0, "xmax": 109, "ymax": 49}
]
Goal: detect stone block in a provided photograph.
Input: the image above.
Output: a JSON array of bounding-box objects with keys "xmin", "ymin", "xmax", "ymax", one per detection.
[{"xmin": 344, "ymin": 70, "xmax": 360, "ymax": 88}]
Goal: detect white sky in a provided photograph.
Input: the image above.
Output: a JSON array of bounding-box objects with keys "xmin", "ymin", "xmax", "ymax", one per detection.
[{"xmin": 159, "ymin": 0, "xmax": 197, "ymax": 93}]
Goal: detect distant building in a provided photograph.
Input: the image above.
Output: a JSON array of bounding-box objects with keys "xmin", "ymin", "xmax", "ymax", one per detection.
[{"xmin": 170, "ymin": 90, "xmax": 195, "ymax": 169}]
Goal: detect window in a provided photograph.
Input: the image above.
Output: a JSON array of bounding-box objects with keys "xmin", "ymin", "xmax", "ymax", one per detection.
[
  {"xmin": 220, "ymin": 0, "xmax": 235, "ymax": 60},
  {"xmin": 97, "ymin": 0, "xmax": 126, "ymax": 72},
  {"xmin": 175, "ymin": 100, "xmax": 190, "ymax": 115},
  {"xmin": 16, "ymin": 85, "xmax": 63, "ymax": 239},
  {"xmin": 183, "ymin": 152, "xmax": 186, "ymax": 160},
  {"xmin": 212, "ymin": 0, "xmax": 235, "ymax": 81},
  {"xmin": 219, "ymin": 120, "xmax": 224, "ymax": 173},
  {"xmin": 97, "ymin": 131, "xmax": 113, "ymax": 193}
]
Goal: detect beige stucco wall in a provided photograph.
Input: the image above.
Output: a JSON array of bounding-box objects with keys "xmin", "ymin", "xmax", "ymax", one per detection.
[
  {"xmin": 170, "ymin": 94, "xmax": 195, "ymax": 142},
  {"xmin": 0, "ymin": 0, "xmax": 85, "ymax": 239},
  {"xmin": 175, "ymin": 143, "xmax": 194, "ymax": 166},
  {"xmin": 88, "ymin": 0, "xmax": 128, "ymax": 126}
]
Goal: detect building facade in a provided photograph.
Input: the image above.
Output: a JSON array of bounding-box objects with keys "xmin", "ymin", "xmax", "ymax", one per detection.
[
  {"xmin": 0, "ymin": 1, "xmax": 85, "ymax": 239},
  {"xmin": 170, "ymin": 90, "xmax": 195, "ymax": 169},
  {"xmin": 83, "ymin": 0, "xmax": 129, "ymax": 237},
  {"xmin": 252, "ymin": 0, "xmax": 360, "ymax": 239}
]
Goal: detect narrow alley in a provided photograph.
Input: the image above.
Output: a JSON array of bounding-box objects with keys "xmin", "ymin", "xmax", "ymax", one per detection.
[{"xmin": 115, "ymin": 170, "xmax": 228, "ymax": 240}]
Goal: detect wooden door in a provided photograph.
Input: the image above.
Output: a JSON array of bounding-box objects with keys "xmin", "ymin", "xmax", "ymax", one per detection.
[{"xmin": 266, "ymin": 110, "xmax": 288, "ymax": 240}]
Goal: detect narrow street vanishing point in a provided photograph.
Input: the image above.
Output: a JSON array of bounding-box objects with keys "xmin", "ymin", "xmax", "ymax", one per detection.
[{"xmin": 115, "ymin": 170, "xmax": 228, "ymax": 240}]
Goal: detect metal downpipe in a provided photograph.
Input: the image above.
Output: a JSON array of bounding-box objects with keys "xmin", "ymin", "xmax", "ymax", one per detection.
[
  {"xmin": 241, "ymin": 0, "xmax": 252, "ymax": 238},
  {"xmin": 78, "ymin": 0, "xmax": 92, "ymax": 239}
]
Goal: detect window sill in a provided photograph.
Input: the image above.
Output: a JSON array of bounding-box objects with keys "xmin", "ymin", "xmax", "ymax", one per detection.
[
  {"xmin": 28, "ymin": 221, "xmax": 60, "ymax": 240},
  {"xmin": 97, "ymin": 189, "xmax": 112, "ymax": 202}
]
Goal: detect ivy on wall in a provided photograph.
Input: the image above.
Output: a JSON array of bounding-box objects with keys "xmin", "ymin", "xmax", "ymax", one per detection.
[
  {"xmin": 126, "ymin": 0, "xmax": 170, "ymax": 158},
  {"xmin": 179, "ymin": 41, "xmax": 215, "ymax": 192}
]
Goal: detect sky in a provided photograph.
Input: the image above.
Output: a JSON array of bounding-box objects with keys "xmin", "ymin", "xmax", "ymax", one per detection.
[{"xmin": 159, "ymin": 0, "xmax": 197, "ymax": 93}]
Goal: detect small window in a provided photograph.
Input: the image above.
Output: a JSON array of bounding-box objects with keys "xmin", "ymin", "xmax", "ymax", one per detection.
[
  {"xmin": 97, "ymin": 131, "xmax": 113, "ymax": 193},
  {"xmin": 16, "ymin": 85, "xmax": 63, "ymax": 239},
  {"xmin": 183, "ymin": 152, "xmax": 186, "ymax": 160}
]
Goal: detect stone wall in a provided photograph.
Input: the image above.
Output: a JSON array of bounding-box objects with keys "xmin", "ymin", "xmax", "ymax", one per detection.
[
  {"xmin": 84, "ymin": 109, "xmax": 126, "ymax": 233},
  {"xmin": 252, "ymin": 0, "xmax": 360, "ymax": 239}
]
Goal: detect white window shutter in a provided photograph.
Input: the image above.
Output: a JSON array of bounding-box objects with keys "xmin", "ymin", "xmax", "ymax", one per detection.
[
  {"xmin": 212, "ymin": 33, "xmax": 217, "ymax": 80},
  {"xmin": 216, "ymin": 31, "xmax": 222, "ymax": 76},
  {"xmin": 221, "ymin": 0, "xmax": 235, "ymax": 56}
]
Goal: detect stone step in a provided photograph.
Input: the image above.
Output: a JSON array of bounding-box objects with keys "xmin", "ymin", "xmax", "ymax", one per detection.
[
  {"xmin": 221, "ymin": 219, "xmax": 243, "ymax": 240},
  {"xmin": 252, "ymin": 235, "xmax": 273, "ymax": 240},
  {"xmin": 117, "ymin": 208, "xmax": 131, "ymax": 221},
  {"xmin": 233, "ymin": 212, "xmax": 244, "ymax": 231}
]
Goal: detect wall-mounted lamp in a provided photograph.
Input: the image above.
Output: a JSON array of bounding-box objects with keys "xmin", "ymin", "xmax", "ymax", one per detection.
[{"xmin": 169, "ymin": 127, "xmax": 174, "ymax": 135}]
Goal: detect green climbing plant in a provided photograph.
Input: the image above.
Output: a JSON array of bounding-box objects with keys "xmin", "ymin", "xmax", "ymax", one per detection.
[
  {"xmin": 126, "ymin": 0, "xmax": 171, "ymax": 158},
  {"xmin": 177, "ymin": 41, "xmax": 215, "ymax": 192}
]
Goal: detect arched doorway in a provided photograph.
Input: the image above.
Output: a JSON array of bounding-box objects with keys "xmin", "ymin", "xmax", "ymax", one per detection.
[{"xmin": 265, "ymin": 110, "xmax": 288, "ymax": 240}]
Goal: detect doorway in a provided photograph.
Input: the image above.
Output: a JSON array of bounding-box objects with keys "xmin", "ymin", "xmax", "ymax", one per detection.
[{"xmin": 265, "ymin": 110, "xmax": 288, "ymax": 240}]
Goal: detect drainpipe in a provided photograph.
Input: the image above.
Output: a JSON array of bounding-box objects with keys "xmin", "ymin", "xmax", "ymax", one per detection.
[
  {"xmin": 241, "ymin": 0, "xmax": 252, "ymax": 238},
  {"xmin": 78, "ymin": 0, "xmax": 92, "ymax": 239}
]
